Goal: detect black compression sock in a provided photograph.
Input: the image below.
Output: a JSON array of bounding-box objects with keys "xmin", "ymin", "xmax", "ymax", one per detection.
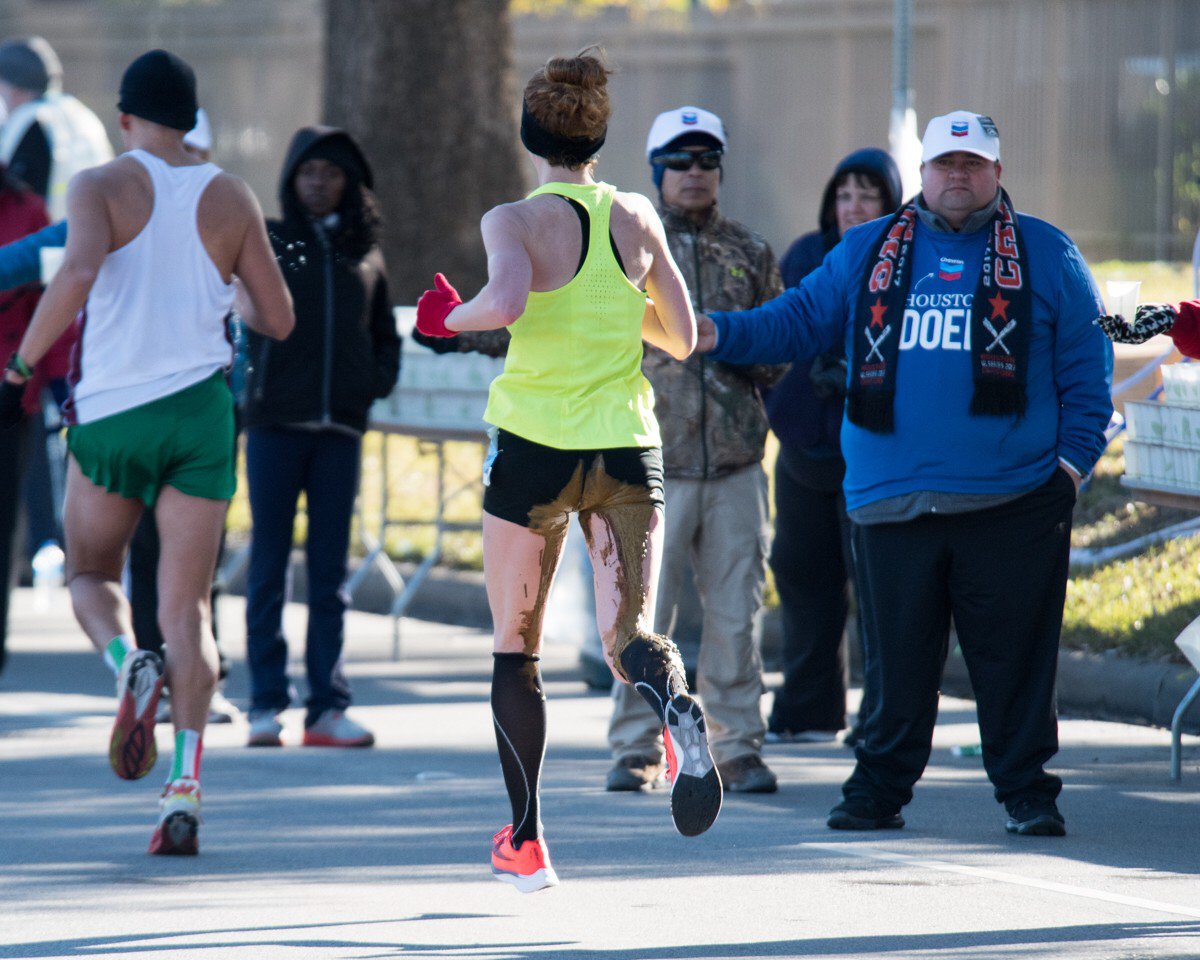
[
  {"xmin": 491, "ymin": 652, "xmax": 546, "ymax": 847},
  {"xmin": 618, "ymin": 633, "xmax": 688, "ymax": 723}
]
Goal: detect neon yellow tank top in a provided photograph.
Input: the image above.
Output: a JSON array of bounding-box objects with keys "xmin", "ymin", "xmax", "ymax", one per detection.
[{"xmin": 484, "ymin": 181, "xmax": 660, "ymax": 450}]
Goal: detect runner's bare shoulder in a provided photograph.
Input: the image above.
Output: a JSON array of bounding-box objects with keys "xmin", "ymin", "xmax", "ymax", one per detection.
[
  {"xmin": 610, "ymin": 190, "xmax": 659, "ymax": 231},
  {"xmin": 64, "ymin": 159, "xmax": 148, "ymax": 251},
  {"xmin": 72, "ymin": 155, "xmax": 143, "ymax": 204},
  {"xmin": 198, "ymin": 171, "xmax": 260, "ymax": 231},
  {"xmin": 194, "ymin": 172, "xmax": 262, "ymax": 279},
  {"xmin": 609, "ymin": 189, "xmax": 660, "ymax": 287},
  {"xmin": 482, "ymin": 199, "xmax": 537, "ymax": 250}
]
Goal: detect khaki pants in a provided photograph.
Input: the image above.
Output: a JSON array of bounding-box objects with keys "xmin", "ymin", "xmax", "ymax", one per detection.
[{"xmin": 607, "ymin": 464, "xmax": 770, "ymax": 765}]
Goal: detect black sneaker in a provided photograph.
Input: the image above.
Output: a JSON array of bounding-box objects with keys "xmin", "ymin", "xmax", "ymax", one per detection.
[
  {"xmin": 827, "ymin": 796, "xmax": 904, "ymax": 830},
  {"xmin": 1005, "ymin": 796, "xmax": 1066, "ymax": 836},
  {"xmin": 605, "ymin": 754, "xmax": 665, "ymax": 792},
  {"xmin": 663, "ymin": 694, "xmax": 722, "ymax": 837}
]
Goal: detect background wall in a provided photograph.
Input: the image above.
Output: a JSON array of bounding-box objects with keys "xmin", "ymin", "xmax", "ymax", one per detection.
[
  {"xmin": 513, "ymin": 0, "xmax": 1200, "ymax": 260},
  {"xmin": 2, "ymin": 0, "xmax": 1197, "ymax": 260}
]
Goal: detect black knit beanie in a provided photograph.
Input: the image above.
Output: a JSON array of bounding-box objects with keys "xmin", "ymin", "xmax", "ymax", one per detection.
[
  {"xmin": 118, "ymin": 50, "xmax": 197, "ymax": 132},
  {"xmin": 0, "ymin": 37, "xmax": 61, "ymax": 95}
]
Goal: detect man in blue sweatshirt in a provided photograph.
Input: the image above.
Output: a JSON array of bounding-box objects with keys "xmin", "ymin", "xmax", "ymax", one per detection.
[{"xmin": 698, "ymin": 111, "xmax": 1112, "ymax": 837}]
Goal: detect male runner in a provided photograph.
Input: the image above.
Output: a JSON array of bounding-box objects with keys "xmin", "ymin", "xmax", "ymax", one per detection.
[{"xmin": 0, "ymin": 49, "xmax": 293, "ymax": 854}]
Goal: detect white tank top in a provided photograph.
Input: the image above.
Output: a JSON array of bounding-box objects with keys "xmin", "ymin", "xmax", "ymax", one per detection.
[{"xmin": 69, "ymin": 150, "xmax": 235, "ymax": 424}]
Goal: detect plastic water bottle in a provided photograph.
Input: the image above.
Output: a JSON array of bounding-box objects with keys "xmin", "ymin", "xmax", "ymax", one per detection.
[{"xmin": 31, "ymin": 540, "xmax": 65, "ymax": 611}]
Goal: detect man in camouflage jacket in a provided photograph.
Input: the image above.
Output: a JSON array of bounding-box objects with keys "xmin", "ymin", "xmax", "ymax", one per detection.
[{"xmin": 606, "ymin": 106, "xmax": 788, "ymax": 795}]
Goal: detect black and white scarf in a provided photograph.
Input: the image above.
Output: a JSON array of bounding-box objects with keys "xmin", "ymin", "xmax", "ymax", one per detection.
[{"xmin": 846, "ymin": 189, "xmax": 1031, "ymax": 433}]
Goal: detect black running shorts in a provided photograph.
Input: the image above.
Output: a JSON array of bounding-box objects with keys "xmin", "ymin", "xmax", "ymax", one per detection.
[{"xmin": 482, "ymin": 428, "xmax": 664, "ymax": 528}]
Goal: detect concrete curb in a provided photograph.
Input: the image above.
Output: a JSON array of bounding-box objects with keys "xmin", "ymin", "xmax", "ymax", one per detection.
[
  {"xmin": 943, "ymin": 644, "xmax": 1200, "ymax": 735},
  {"xmin": 229, "ymin": 556, "xmax": 1200, "ymax": 735}
]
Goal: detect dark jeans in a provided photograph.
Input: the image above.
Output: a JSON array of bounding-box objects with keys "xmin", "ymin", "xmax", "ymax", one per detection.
[
  {"xmin": 0, "ymin": 417, "xmax": 30, "ymax": 674},
  {"xmin": 129, "ymin": 511, "xmax": 229, "ymax": 679},
  {"xmin": 245, "ymin": 426, "xmax": 359, "ymax": 726},
  {"xmin": 768, "ymin": 452, "xmax": 865, "ymax": 734},
  {"xmin": 844, "ymin": 469, "xmax": 1075, "ymax": 810},
  {"xmin": 21, "ymin": 400, "xmax": 62, "ymax": 564}
]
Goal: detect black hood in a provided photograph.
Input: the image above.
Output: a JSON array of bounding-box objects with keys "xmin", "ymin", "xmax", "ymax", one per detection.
[
  {"xmin": 816, "ymin": 147, "xmax": 903, "ymax": 238},
  {"xmin": 278, "ymin": 125, "xmax": 374, "ymax": 215}
]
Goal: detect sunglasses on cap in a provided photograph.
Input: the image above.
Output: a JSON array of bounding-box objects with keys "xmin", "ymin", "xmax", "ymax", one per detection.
[{"xmin": 652, "ymin": 149, "xmax": 723, "ymax": 172}]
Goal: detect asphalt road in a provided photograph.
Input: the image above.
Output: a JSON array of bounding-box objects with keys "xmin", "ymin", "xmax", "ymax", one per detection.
[{"xmin": 1, "ymin": 587, "xmax": 1199, "ymax": 960}]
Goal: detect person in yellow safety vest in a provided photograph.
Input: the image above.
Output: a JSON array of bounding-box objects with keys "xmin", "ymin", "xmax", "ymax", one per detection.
[{"xmin": 0, "ymin": 36, "xmax": 113, "ymax": 221}]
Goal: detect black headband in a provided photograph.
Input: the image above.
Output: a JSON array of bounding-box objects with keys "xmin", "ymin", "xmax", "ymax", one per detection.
[{"xmin": 520, "ymin": 99, "xmax": 606, "ymax": 166}]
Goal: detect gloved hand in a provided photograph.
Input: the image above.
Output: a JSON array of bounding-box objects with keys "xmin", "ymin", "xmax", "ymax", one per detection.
[
  {"xmin": 809, "ymin": 352, "xmax": 848, "ymax": 399},
  {"xmin": 1096, "ymin": 302, "xmax": 1177, "ymax": 344},
  {"xmin": 416, "ymin": 273, "xmax": 462, "ymax": 338},
  {"xmin": 0, "ymin": 378, "xmax": 24, "ymax": 430}
]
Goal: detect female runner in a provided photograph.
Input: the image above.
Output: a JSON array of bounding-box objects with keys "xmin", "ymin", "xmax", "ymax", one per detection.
[{"xmin": 415, "ymin": 48, "xmax": 721, "ymax": 893}]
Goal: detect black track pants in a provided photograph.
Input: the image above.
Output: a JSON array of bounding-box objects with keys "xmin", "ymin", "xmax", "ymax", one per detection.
[{"xmin": 843, "ymin": 469, "xmax": 1075, "ymax": 809}]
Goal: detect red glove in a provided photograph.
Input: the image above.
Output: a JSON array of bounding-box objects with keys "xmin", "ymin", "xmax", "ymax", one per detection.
[
  {"xmin": 1170, "ymin": 300, "xmax": 1200, "ymax": 359},
  {"xmin": 416, "ymin": 273, "xmax": 462, "ymax": 338}
]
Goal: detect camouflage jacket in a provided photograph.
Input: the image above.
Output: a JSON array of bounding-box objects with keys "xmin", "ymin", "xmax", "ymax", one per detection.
[{"xmin": 648, "ymin": 203, "xmax": 787, "ymax": 480}]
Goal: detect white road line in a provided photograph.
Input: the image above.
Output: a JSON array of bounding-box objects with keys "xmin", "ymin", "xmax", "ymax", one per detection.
[{"xmin": 802, "ymin": 842, "xmax": 1200, "ymax": 920}]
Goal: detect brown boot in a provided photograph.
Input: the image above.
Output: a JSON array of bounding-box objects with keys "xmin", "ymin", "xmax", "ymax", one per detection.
[{"xmin": 606, "ymin": 754, "xmax": 665, "ymax": 792}]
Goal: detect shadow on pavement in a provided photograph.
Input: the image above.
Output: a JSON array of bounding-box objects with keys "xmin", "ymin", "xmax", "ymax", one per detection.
[
  {"xmin": 4, "ymin": 920, "xmax": 1200, "ymax": 959},
  {"xmin": 2, "ymin": 629, "xmax": 1199, "ymax": 898}
]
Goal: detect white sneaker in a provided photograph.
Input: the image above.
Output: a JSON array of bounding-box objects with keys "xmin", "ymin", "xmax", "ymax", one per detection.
[
  {"xmin": 208, "ymin": 689, "xmax": 241, "ymax": 724},
  {"xmin": 155, "ymin": 688, "xmax": 173, "ymax": 725},
  {"xmin": 247, "ymin": 710, "xmax": 284, "ymax": 747},
  {"xmin": 110, "ymin": 649, "xmax": 164, "ymax": 780},
  {"xmin": 157, "ymin": 688, "xmax": 241, "ymax": 725},
  {"xmin": 148, "ymin": 778, "xmax": 201, "ymax": 855},
  {"xmin": 302, "ymin": 709, "xmax": 375, "ymax": 747}
]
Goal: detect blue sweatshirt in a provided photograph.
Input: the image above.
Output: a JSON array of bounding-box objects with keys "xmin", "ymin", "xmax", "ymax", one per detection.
[
  {"xmin": 710, "ymin": 212, "xmax": 1113, "ymax": 513},
  {"xmin": 0, "ymin": 219, "xmax": 66, "ymax": 291}
]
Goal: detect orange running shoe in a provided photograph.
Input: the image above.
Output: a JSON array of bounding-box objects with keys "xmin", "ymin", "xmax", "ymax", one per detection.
[
  {"xmin": 110, "ymin": 649, "xmax": 164, "ymax": 781},
  {"xmin": 663, "ymin": 693, "xmax": 722, "ymax": 837},
  {"xmin": 490, "ymin": 824, "xmax": 559, "ymax": 893},
  {"xmin": 148, "ymin": 778, "xmax": 201, "ymax": 856}
]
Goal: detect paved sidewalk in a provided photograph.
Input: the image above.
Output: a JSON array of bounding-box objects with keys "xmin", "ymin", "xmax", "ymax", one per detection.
[{"xmin": 1, "ymin": 587, "xmax": 1199, "ymax": 960}]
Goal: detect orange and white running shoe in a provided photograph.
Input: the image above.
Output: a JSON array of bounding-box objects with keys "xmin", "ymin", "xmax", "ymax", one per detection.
[
  {"xmin": 663, "ymin": 693, "xmax": 722, "ymax": 837},
  {"xmin": 490, "ymin": 824, "xmax": 559, "ymax": 893},
  {"xmin": 110, "ymin": 649, "xmax": 164, "ymax": 781},
  {"xmin": 148, "ymin": 778, "xmax": 201, "ymax": 856}
]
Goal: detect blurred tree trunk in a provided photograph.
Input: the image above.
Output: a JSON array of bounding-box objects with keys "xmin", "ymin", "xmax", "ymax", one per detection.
[{"xmin": 323, "ymin": 0, "xmax": 524, "ymax": 304}]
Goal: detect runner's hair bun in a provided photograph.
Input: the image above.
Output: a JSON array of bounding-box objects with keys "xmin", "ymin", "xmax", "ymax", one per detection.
[{"xmin": 524, "ymin": 46, "xmax": 611, "ymax": 141}]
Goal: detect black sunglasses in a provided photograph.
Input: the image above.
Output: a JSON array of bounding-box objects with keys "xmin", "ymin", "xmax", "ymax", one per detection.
[{"xmin": 652, "ymin": 149, "xmax": 723, "ymax": 172}]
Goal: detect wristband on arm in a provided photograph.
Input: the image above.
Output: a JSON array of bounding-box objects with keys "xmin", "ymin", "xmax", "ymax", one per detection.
[{"xmin": 5, "ymin": 352, "xmax": 33, "ymax": 379}]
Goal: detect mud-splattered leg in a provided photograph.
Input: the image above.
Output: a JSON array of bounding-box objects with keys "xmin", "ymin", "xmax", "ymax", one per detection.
[
  {"xmin": 582, "ymin": 464, "xmax": 722, "ymax": 836},
  {"xmin": 482, "ymin": 472, "xmax": 577, "ymax": 848}
]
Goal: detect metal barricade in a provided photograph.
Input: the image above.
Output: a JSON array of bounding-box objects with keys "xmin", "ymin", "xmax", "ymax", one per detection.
[{"xmin": 346, "ymin": 309, "xmax": 500, "ymax": 657}]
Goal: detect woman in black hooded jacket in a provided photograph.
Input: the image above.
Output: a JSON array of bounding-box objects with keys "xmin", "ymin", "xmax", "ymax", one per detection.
[
  {"xmin": 241, "ymin": 126, "xmax": 400, "ymax": 749},
  {"xmin": 765, "ymin": 148, "xmax": 901, "ymax": 746}
]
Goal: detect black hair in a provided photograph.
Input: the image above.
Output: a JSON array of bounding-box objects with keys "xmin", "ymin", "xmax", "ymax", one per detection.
[
  {"xmin": 283, "ymin": 168, "xmax": 382, "ymax": 261},
  {"xmin": 832, "ymin": 169, "xmax": 888, "ymax": 195}
]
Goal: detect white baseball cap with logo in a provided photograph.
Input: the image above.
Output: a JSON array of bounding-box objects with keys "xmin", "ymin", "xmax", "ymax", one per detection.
[
  {"xmin": 920, "ymin": 110, "xmax": 1000, "ymax": 164},
  {"xmin": 645, "ymin": 106, "xmax": 727, "ymax": 158}
]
